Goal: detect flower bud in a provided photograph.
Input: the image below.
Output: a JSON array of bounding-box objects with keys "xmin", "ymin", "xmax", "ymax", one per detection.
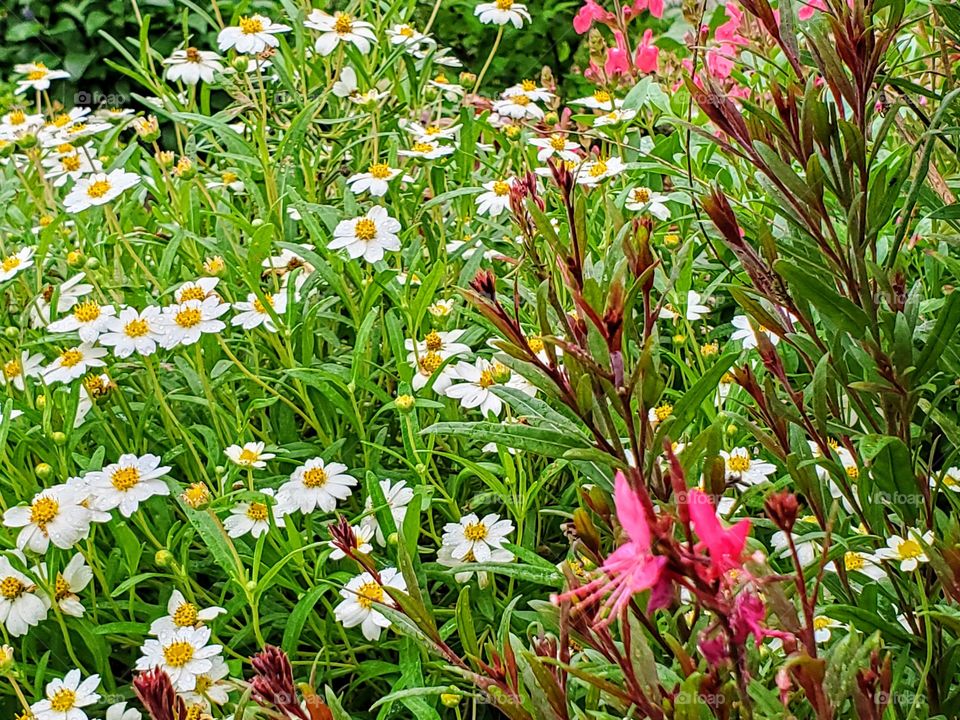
[
  {"xmin": 35, "ymin": 462, "xmax": 52, "ymax": 479},
  {"xmin": 4, "ymin": 326, "xmax": 18, "ymax": 339},
  {"xmin": 491, "ymin": 362, "xmax": 512, "ymax": 384},
  {"xmin": 395, "ymin": 394, "xmax": 415, "ymax": 412},
  {"xmin": 133, "ymin": 115, "xmax": 160, "ymax": 142},
  {"xmin": 84, "ymin": 257, "xmax": 101, "ymax": 270},
  {"xmin": 155, "ymin": 549, "xmax": 174, "ymax": 566},
  {"xmin": 0, "ymin": 644, "xmax": 14, "ymax": 671},
  {"xmin": 50, "ymin": 431, "xmax": 67, "ymax": 446},
  {"xmin": 67, "ymin": 250, "xmax": 84, "ymax": 267},
  {"xmin": 764, "ymin": 490, "xmax": 799, "ymax": 533},
  {"xmin": 544, "ymin": 111, "xmax": 559, "ymax": 125},
  {"xmin": 440, "ymin": 692, "xmax": 461, "ymax": 708}
]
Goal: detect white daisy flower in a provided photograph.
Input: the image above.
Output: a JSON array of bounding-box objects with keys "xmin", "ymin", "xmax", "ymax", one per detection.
[
  {"xmin": 397, "ymin": 140, "xmax": 456, "ymax": 159},
  {"xmin": 441, "ymin": 512, "xmax": 514, "ymax": 563},
  {"xmin": 43, "ymin": 344, "xmax": 108, "ymax": 385},
  {"xmin": 135, "ymin": 626, "xmax": 223, "ymax": 692},
  {"xmin": 624, "ymin": 186, "xmax": 671, "ymax": 220},
  {"xmin": 43, "ymin": 152, "xmax": 103, "ymax": 188},
  {"xmin": 329, "ymin": 206, "xmax": 402, "ymax": 263},
  {"xmin": 105, "ymin": 702, "xmax": 141, "ymax": 720},
  {"xmin": 149, "ymin": 589, "xmax": 226, "ymax": 636},
  {"xmin": 98, "ymin": 306, "xmax": 164, "ymax": 358},
  {"xmin": 720, "ymin": 447, "xmax": 777, "ymax": 488},
  {"xmin": 162, "ymin": 48, "xmax": 224, "ymax": 85},
  {"xmin": 334, "ymin": 568, "xmax": 406, "ymax": 641},
  {"xmin": 443, "ymin": 358, "xmax": 535, "ymax": 416},
  {"xmin": 329, "ymin": 523, "xmax": 374, "ymax": 560},
  {"xmin": 504, "ymin": 79, "xmax": 554, "ymax": 103},
  {"xmin": 85, "ymin": 453, "xmax": 172, "ymax": 517},
  {"xmin": 63, "ymin": 170, "xmax": 140, "ymax": 213},
  {"xmin": 50, "ymin": 553, "xmax": 93, "ymax": 617},
  {"xmin": 205, "ymin": 171, "xmax": 245, "ymax": 192},
  {"xmin": 474, "ymin": 0, "xmax": 531, "ymax": 27},
  {"xmin": 0, "ymin": 247, "xmax": 35, "ymax": 282},
  {"xmin": 276, "ymin": 458, "xmax": 358, "ymax": 515},
  {"xmin": 829, "ymin": 549, "xmax": 885, "ymax": 580},
  {"xmin": 0, "ymin": 553, "xmax": 49, "ymax": 636},
  {"xmin": 14, "ymin": 62, "xmax": 70, "ymax": 93},
  {"xmin": 159, "ymin": 296, "xmax": 229, "ymax": 348},
  {"xmin": 771, "ymin": 527, "xmax": 822, "ymax": 567},
  {"xmin": 224, "ymin": 441, "xmax": 275, "ymax": 469},
  {"xmin": 231, "ymin": 292, "xmax": 287, "ymax": 332},
  {"xmin": 305, "ymin": 10, "xmax": 376, "ymax": 55},
  {"xmin": 3, "ymin": 485, "xmax": 92, "ymax": 553},
  {"xmin": 934, "ymin": 466, "xmax": 960, "ymax": 492},
  {"xmin": 30, "ymin": 669, "xmax": 100, "ymax": 720},
  {"xmin": 492, "ymin": 93, "xmax": 544, "ymax": 120},
  {"xmin": 400, "ymin": 120, "xmax": 461, "ymax": 142},
  {"xmin": 362, "ymin": 479, "xmax": 414, "ymax": 545},
  {"xmin": 224, "ymin": 489, "xmax": 284, "ymax": 539},
  {"xmin": 475, "ymin": 178, "xmax": 515, "ymax": 216},
  {"xmin": 174, "ymin": 278, "xmax": 220, "ymax": 304},
  {"xmin": 179, "ymin": 655, "xmax": 231, "ymax": 709},
  {"xmin": 876, "ymin": 530, "xmax": 933, "ymax": 572},
  {"xmin": 529, "ymin": 134, "xmax": 580, "ymax": 163},
  {"xmin": 659, "ymin": 291, "xmax": 710, "ymax": 322},
  {"xmin": 731, "ymin": 314, "xmax": 780, "ymax": 349},
  {"xmin": 438, "ymin": 538, "xmax": 514, "ymax": 584},
  {"xmin": 332, "ymin": 66, "xmax": 359, "ymax": 98},
  {"xmin": 347, "ymin": 162, "xmax": 406, "ymax": 197},
  {"xmin": 387, "ymin": 24, "xmax": 428, "ymax": 49},
  {"xmin": 48, "ymin": 301, "xmax": 116, "ymax": 342},
  {"xmin": 571, "ymin": 90, "xmax": 623, "ymax": 111},
  {"xmin": 576, "ymin": 156, "xmax": 626, "ymax": 186},
  {"xmin": 405, "ymin": 329, "xmax": 471, "ymax": 364},
  {"xmin": 1, "ymin": 350, "xmax": 43, "ymax": 391},
  {"xmin": 29, "ymin": 274, "xmax": 93, "ymax": 328},
  {"xmin": 217, "ymin": 15, "xmax": 290, "ymax": 54}
]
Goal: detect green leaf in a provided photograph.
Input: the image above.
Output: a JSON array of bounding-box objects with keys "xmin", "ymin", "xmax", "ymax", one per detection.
[
  {"xmin": 421, "ymin": 421, "xmax": 589, "ymax": 457},
  {"xmin": 775, "ymin": 259, "xmax": 869, "ymax": 338}
]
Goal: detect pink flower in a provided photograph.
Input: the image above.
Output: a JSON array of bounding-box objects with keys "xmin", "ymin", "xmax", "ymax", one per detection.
[
  {"xmin": 797, "ymin": 0, "xmax": 827, "ymax": 20},
  {"xmin": 706, "ymin": 44, "xmax": 736, "ymax": 79},
  {"xmin": 688, "ymin": 488, "xmax": 751, "ymax": 576},
  {"xmin": 605, "ymin": 31, "xmax": 632, "ymax": 77},
  {"xmin": 629, "ymin": 0, "xmax": 664, "ymax": 19},
  {"xmin": 553, "ymin": 472, "xmax": 666, "ymax": 623},
  {"xmin": 573, "ymin": 0, "xmax": 616, "ymax": 34},
  {"xmin": 634, "ymin": 29, "xmax": 659, "ymax": 73},
  {"xmin": 715, "ymin": 3, "xmax": 745, "ymax": 43}
]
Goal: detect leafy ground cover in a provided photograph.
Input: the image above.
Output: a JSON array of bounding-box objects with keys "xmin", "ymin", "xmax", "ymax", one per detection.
[{"xmin": 0, "ymin": 0, "xmax": 959, "ymax": 718}]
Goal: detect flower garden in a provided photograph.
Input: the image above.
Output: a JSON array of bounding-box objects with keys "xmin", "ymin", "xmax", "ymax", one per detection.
[{"xmin": 0, "ymin": 0, "xmax": 958, "ymax": 717}]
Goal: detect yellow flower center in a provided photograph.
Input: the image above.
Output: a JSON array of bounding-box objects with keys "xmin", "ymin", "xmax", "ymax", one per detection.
[
  {"xmin": 633, "ymin": 187, "xmax": 651, "ymax": 203},
  {"xmin": 27, "ymin": 69, "xmax": 48, "ymax": 82},
  {"xmin": 9, "ymin": 110, "xmax": 26, "ymax": 125},
  {"xmin": 549, "ymin": 135, "xmax": 568, "ymax": 151},
  {"xmin": 185, "ymin": 47, "xmax": 202, "ymax": 63},
  {"xmin": 897, "ymin": 539, "xmax": 923, "ymax": 560},
  {"xmin": 433, "ymin": 74, "xmax": 448, "ymax": 84},
  {"xmin": 528, "ymin": 336, "xmax": 544, "ymax": 353},
  {"xmin": 86, "ymin": 179, "xmax": 112, "ymax": 199},
  {"xmin": 59, "ymin": 348, "xmax": 84, "ymax": 368},
  {"xmin": 253, "ymin": 295, "xmax": 273, "ymax": 314},
  {"xmin": 182, "ymin": 483, "xmax": 209, "ymax": 508},
  {"xmin": 701, "ymin": 342, "xmax": 719, "ymax": 356},
  {"xmin": 521, "ymin": 79, "xmax": 537, "ymax": 91},
  {"xmin": 162, "ymin": 640, "xmax": 195, "ymax": 668},
  {"xmin": 67, "ymin": 123, "xmax": 87, "ymax": 135},
  {"xmin": 463, "ymin": 521, "xmax": 489, "ymax": 542},
  {"xmin": 124, "ymin": 318, "xmax": 149, "ymax": 338},
  {"xmin": 29, "ymin": 496, "xmax": 59, "ymax": 531},
  {"xmin": 175, "ymin": 308, "xmax": 202, "ymax": 328},
  {"xmin": 56, "ymin": 143, "xmax": 75, "ymax": 154},
  {"xmin": 654, "ymin": 403, "xmax": 673, "ymax": 422},
  {"xmin": 492, "ymin": 180, "xmax": 511, "ymax": 196},
  {"xmin": 238, "ymin": 448, "xmax": 260, "ymax": 465},
  {"xmin": 354, "ymin": 218, "xmax": 377, "ymax": 241},
  {"xmin": 55, "ymin": 574, "xmax": 71, "ymax": 600},
  {"xmin": 369, "ymin": 162, "xmax": 392, "ymax": 179},
  {"xmin": 424, "ymin": 331, "xmax": 443, "ymax": 351},
  {"xmin": 589, "ymin": 160, "xmax": 608, "ymax": 177},
  {"xmin": 61, "ymin": 155, "xmax": 81, "ymax": 172},
  {"xmin": 844, "ymin": 551, "xmax": 864, "ymax": 571},
  {"xmin": 399, "ymin": 25, "xmax": 415, "ymax": 37},
  {"xmin": 52, "ymin": 113, "xmax": 71, "ymax": 128},
  {"xmin": 812, "ymin": 617, "xmax": 832, "ymax": 631},
  {"xmin": 221, "ymin": 171, "xmax": 238, "ymax": 184},
  {"xmin": 73, "ymin": 301, "xmax": 100, "ymax": 323},
  {"xmin": 509, "ymin": 94, "xmax": 530, "ymax": 106},
  {"xmin": 111, "ymin": 466, "xmax": 141, "ymax": 492},
  {"xmin": 179, "ymin": 286, "xmax": 207, "ymax": 302},
  {"xmin": 496, "ymin": 0, "xmax": 514, "ymax": 9},
  {"xmin": 239, "ymin": 16, "xmax": 265, "ymax": 34},
  {"xmin": 0, "ymin": 576, "xmax": 24, "ymax": 599},
  {"xmin": 246, "ymin": 502, "xmax": 269, "ymax": 521},
  {"xmin": 2, "ymin": 256, "xmax": 21, "ymax": 272},
  {"xmin": 302, "ymin": 466, "xmax": 328, "ymax": 488},
  {"xmin": 593, "ymin": 90, "xmax": 611, "ymax": 103},
  {"xmin": 425, "ymin": 125, "xmax": 442, "ymax": 135},
  {"xmin": 411, "ymin": 142, "xmax": 434, "ymax": 153},
  {"xmin": 727, "ymin": 454, "xmax": 751, "ymax": 473},
  {"xmin": 4, "ymin": 359, "xmax": 21, "ymax": 378},
  {"xmin": 334, "ymin": 13, "xmax": 354, "ymax": 34},
  {"xmin": 49, "ymin": 689, "xmax": 76, "ymax": 713},
  {"xmin": 83, "ymin": 374, "xmax": 107, "ymax": 396},
  {"xmin": 845, "ymin": 465, "xmax": 859, "ymax": 479},
  {"xmin": 356, "ymin": 581, "xmax": 383, "ymax": 609},
  {"xmin": 418, "ymin": 352, "xmax": 443, "ymax": 375},
  {"xmin": 173, "ymin": 603, "xmax": 199, "ymax": 627},
  {"xmin": 478, "ymin": 369, "xmax": 495, "ymax": 388}
]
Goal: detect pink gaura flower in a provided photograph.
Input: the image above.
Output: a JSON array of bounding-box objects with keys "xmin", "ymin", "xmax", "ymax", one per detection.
[
  {"xmin": 628, "ymin": 0, "xmax": 664, "ymax": 19},
  {"xmin": 573, "ymin": 0, "xmax": 616, "ymax": 33},
  {"xmin": 553, "ymin": 472, "xmax": 667, "ymax": 623},
  {"xmin": 688, "ymin": 488, "xmax": 751, "ymax": 576},
  {"xmin": 605, "ymin": 31, "xmax": 632, "ymax": 77},
  {"xmin": 797, "ymin": 0, "xmax": 827, "ymax": 20}
]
